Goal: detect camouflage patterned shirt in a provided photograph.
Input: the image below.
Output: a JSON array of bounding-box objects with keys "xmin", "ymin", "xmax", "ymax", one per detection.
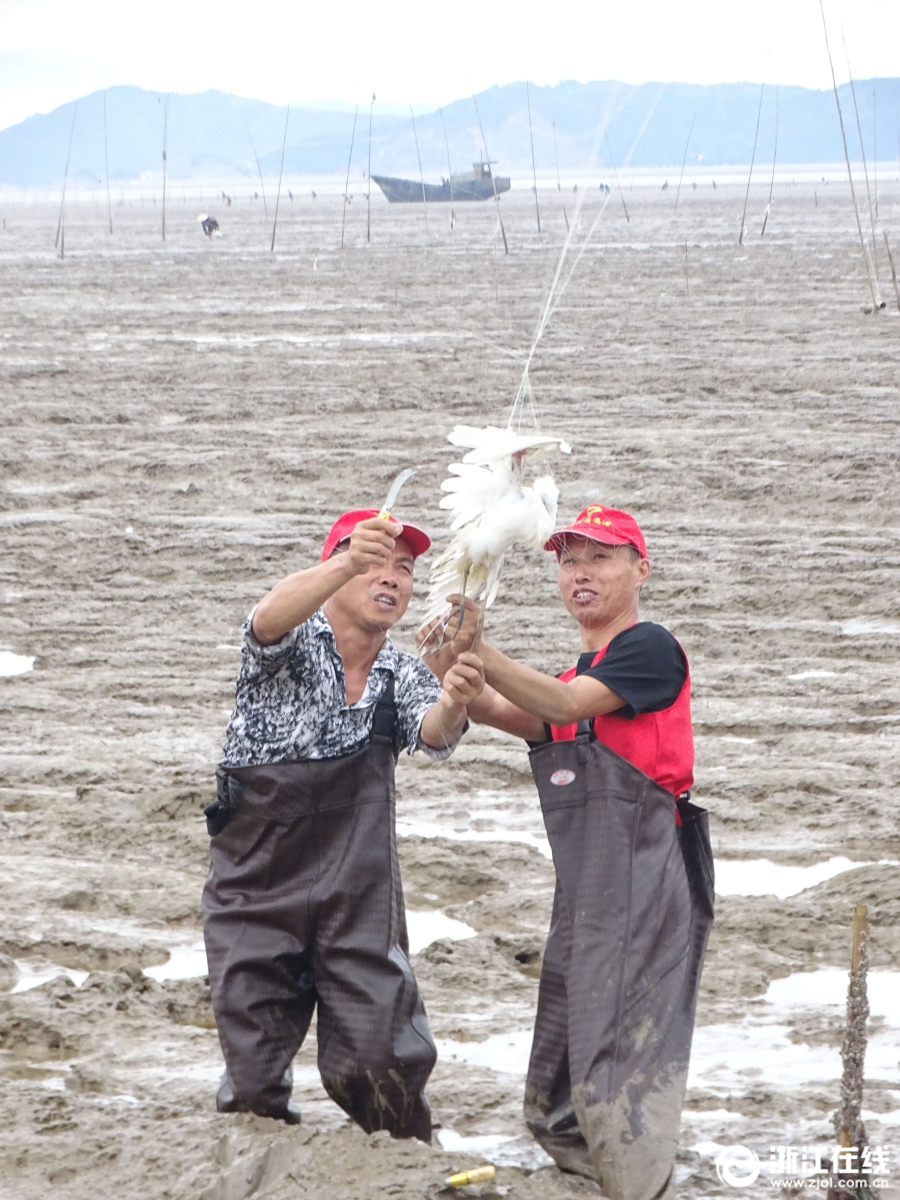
[{"xmin": 221, "ymin": 607, "xmax": 454, "ymax": 767}]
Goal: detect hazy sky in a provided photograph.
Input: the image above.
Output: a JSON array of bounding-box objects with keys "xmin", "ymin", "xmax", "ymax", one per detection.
[{"xmin": 1, "ymin": 0, "xmax": 897, "ymax": 131}]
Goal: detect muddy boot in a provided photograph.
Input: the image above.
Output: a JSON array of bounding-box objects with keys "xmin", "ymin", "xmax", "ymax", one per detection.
[{"xmin": 216, "ymin": 1068, "xmax": 301, "ymax": 1124}]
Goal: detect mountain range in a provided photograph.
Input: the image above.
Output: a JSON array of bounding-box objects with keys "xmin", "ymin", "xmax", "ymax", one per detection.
[{"xmin": 2, "ymin": 78, "xmax": 899, "ymax": 188}]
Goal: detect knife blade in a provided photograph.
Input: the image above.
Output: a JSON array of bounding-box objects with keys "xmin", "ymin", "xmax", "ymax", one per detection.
[{"xmin": 378, "ymin": 468, "xmax": 416, "ymax": 519}]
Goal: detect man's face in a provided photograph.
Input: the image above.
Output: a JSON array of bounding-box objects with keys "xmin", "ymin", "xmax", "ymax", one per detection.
[
  {"xmin": 556, "ymin": 536, "xmax": 650, "ymax": 627},
  {"xmin": 329, "ymin": 535, "xmax": 416, "ymax": 633}
]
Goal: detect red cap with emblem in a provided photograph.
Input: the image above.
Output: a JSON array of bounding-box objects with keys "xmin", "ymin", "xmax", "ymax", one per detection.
[
  {"xmin": 321, "ymin": 508, "xmax": 432, "ymax": 562},
  {"xmin": 544, "ymin": 504, "xmax": 647, "ymax": 559}
]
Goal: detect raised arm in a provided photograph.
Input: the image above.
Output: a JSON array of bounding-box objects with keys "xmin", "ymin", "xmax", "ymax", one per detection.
[
  {"xmin": 475, "ymin": 644, "xmax": 624, "ymax": 726},
  {"xmin": 252, "ymin": 518, "xmax": 400, "ymax": 646}
]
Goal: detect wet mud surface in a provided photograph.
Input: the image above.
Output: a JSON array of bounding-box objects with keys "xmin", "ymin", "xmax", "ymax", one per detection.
[{"xmin": 1, "ymin": 187, "xmax": 900, "ymax": 1197}]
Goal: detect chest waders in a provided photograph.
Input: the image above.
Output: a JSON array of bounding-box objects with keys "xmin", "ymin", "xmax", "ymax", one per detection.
[
  {"xmin": 525, "ymin": 723, "xmax": 714, "ymax": 1200},
  {"xmin": 201, "ymin": 682, "xmax": 436, "ymax": 1140}
]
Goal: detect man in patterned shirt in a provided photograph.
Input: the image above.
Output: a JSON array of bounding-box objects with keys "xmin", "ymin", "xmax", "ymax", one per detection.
[{"xmin": 203, "ymin": 508, "xmax": 483, "ymax": 1138}]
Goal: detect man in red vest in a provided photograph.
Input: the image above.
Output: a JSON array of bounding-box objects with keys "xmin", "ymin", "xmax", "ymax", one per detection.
[{"xmin": 424, "ymin": 505, "xmax": 714, "ymax": 1200}]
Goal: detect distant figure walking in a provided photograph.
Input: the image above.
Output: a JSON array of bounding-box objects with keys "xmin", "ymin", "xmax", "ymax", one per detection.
[
  {"xmin": 221, "ymin": 192, "xmax": 232, "ymax": 206},
  {"xmin": 662, "ymin": 180, "xmax": 669, "ymax": 190}
]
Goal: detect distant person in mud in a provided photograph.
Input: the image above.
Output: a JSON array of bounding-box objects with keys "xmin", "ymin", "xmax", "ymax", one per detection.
[
  {"xmin": 202, "ymin": 509, "xmax": 484, "ymax": 1136},
  {"xmin": 422, "ymin": 504, "xmax": 714, "ymax": 1200}
]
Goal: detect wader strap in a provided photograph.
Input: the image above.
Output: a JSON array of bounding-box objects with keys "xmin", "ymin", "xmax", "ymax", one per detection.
[
  {"xmin": 574, "ymin": 718, "xmax": 594, "ymax": 765},
  {"xmin": 371, "ymin": 676, "xmax": 400, "ymax": 757}
]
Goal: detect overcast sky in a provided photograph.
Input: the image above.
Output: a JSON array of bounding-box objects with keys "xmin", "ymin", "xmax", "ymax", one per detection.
[{"xmin": 1, "ymin": 0, "xmax": 897, "ymax": 132}]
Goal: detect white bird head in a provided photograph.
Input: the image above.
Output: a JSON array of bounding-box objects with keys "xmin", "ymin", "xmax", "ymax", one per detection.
[{"xmin": 531, "ymin": 474, "xmax": 559, "ymax": 515}]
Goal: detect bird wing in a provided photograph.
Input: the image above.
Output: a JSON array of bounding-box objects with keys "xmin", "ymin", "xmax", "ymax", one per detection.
[
  {"xmin": 447, "ymin": 424, "xmax": 571, "ymax": 465},
  {"xmin": 438, "ymin": 461, "xmax": 517, "ymax": 530}
]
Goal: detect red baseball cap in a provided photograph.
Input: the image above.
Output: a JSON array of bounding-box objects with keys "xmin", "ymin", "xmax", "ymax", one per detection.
[
  {"xmin": 544, "ymin": 504, "xmax": 647, "ymax": 559},
  {"xmin": 321, "ymin": 508, "xmax": 431, "ymax": 562}
]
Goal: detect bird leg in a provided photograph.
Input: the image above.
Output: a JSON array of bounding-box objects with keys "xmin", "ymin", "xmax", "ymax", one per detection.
[{"xmin": 451, "ymin": 568, "xmax": 471, "ymax": 641}]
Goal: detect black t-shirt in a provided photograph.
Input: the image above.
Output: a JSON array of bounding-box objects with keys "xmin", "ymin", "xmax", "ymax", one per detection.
[{"xmin": 574, "ymin": 622, "xmax": 686, "ymax": 719}]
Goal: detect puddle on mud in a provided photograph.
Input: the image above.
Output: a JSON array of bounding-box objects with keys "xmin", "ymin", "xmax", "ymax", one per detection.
[
  {"xmin": 435, "ymin": 1030, "xmax": 534, "ymax": 1076},
  {"xmin": 0, "ymin": 650, "xmax": 34, "ymax": 677},
  {"xmin": 143, "ymin": 941, "xmax": 208, "ymax": 983},
  {"xmin": 11, "ymin": 960, "xmax": 89, "ymax": 993},
  {"xmin": 398, "ymin": 819, "xmax": 552, "ymax": 858},
  {"xmin": 437, "ymin": 1128, "xmax": 553, "ymax": 1170},
  {"xmin": 714, "ymin": 855, "xmax": 897, "ymax": 899},
  {"xmin": 407, "ymin": 911, "xmax": 477, "ymax": 955},
  {"xmin": 765, "ymin": 968, "xmax": 900, "ymax": 1023},
  {"xmin": 689, "ymin": 969, "xmax": 900, "ymax": 1094},
  {"xmin": 134, "ymin": 911, "xmax": 477, "ymax": 983}
]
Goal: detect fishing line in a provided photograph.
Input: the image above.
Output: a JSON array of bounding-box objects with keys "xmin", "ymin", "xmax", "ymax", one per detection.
[{"xmin": 506, "ymin": 85, "xmax": 667, "ymax": 431}]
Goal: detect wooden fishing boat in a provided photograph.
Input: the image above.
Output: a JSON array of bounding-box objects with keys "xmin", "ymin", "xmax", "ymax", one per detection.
[{"xmin": 370, "ymin": 161, "xmax": 510, "ymax": 203}]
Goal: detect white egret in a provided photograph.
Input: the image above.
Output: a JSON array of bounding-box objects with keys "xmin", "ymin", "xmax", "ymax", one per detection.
[{"xmin": 418, "ymin": 424, "xmax": 570, "ymax": 647}]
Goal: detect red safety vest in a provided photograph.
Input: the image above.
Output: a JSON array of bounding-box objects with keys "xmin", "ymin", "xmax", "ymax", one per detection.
[{"xmin": 550, "ymin": 638, "xmax": 694, "ymax": 798}]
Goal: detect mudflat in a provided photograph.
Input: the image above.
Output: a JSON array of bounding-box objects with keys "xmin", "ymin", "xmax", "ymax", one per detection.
[{"xmin": 1, "ymin": 187, "xmax": 899, "ymax": 1198}]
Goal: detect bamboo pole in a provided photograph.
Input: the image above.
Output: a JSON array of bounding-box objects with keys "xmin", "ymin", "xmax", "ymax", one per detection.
[
  {"xmin": 55, "ymin": 99, "xmax": 78, "ymax": 249},
  {"xmin": 161, "ymin": 94, "xmax": 169, "ymax": 242},
  {"xmin": 873, "ymin": 88, "xmax": 878, "ymax": 219},
  {"xmin": 604, "ymin": 132, "xmax": 630, "ymax": 223},
  {"xmin": 673, "ymin": 109, "xmax": 696, "ymax": 214},
  {"xmin": 367, "ymin": 93, "xmax": 375, "ymax": 244},
  {"xmin": 683, "ymin": 241, "xmax": 690, "ymax": 296},
  {"xmin": 305, "ymin": 252, "xmax": 318, "ymax": 311},
  {"xmin": 739, "ymin": 84, "xmax": 764, "ymax": 246},
  {"xmin": 883, "ymin": 232, "xmax": 900, "ymax": 319},
  {"xmin": 438, "ymin": 106, "xmax": 455, "ymax": 229},
  {"xmin": 526, "ymin": 81, "xmax": 541, "ymax": 233},
  {"xmin": 549, "ymin": 121, "xmax": 571, "ymax": 231},
  {"xmin": 819, "ymin": 0, "xmax": 880, "ymax": 311},
  {"xmin": 761, "ymin": 86, "xmax": 779, "ymax": 237},
  {"xmin": 472, "ymin": 90, "xmax": 508, "ymax": 254},
  {"xmin": 409, "ymin": 105, "xmax": 429, "ymax": 237},
  {"xmin": 103, "ymin": 91, "xmax": 113, "ymax": 235},
  {"xmin": 340, "ymin": 103, "xmax": 358, "ymax": 249},
  {"xmin": 270, "ymin": 105, "xmax": 290, "ymax": 252},
  {"xmin": 248, "ymin": 130, "xmax": 268, "ymax": 220},
  {"xmin": 842, "ymin": 31, "xmax": 880, "ymax": 283}
]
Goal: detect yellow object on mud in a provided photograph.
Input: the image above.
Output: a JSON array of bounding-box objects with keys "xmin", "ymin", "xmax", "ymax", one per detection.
[{"xmin": 445, "ymin": 1164, "xmax": 496, "ymax": 1186}]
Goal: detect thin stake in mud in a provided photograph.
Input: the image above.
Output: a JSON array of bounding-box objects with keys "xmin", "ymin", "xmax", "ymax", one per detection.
[
  {"xmin": 818, "ymin": 0, "xmax": 880, "ymax": 312},
  {"xmin": 739, "ymin": 83, "xmax": 764, "ymax": 246},
  {"xmin": 604, "ymin": 132, "xmax": 630, "ymax": 223},
  {"xmin": 843, "ymin": 29, "xmax": 880, "ymax": 283},
  {"xmin": 883, "ymin": 232, "xmax": 900, "ymax": 322},
  {"xmin": 340, "ymin": 103, "xmax": 359, "ymax": 249},
  {"xmin": 270, "ymin": 104, "xmax": 290, "ymax": 253},
  {"xmin": 305, "ymin": 252, "xmax": 318, "ymax": 310},
  {"xmin": 873, "ymin": 88, "xmax": 878, "ymax": 219},
  {"xmin": 438, "ymin": 106, "xmax": 455, "ymax": 229},
  {"xmin": 673, "ymin": 109, "xmax": 696, "ymax": 214},
  {"xmin": 471, "ymin": 89, "xmax": 508, "ymax": 254},
  {"xmin": 526, "ymin": 81, "xmax": 541, "ymax": 233},
  {"xmin": 553, "ymin": 120, "xmax": 569, "ymax": 230},
  {"xmin": 367, "ymin": 93, "xmax": 375, "ymax": 244},
  {"xmin": 761, "ymin": 86, "xmax": 778, "ymax": 237},
  {"xmin": 248, "ymin": 130, "xmax": 268, "ymax": 220},
  {"xmin": 55, "ymin": 99, "xmax": 78, "ymax": 250},
  {"xmin": 103, "ymin": 91, "xmax": 113, "ymax": 235},
  {"xmin": 833, "ymin": 904, "xmax": 875, "ymax": 1200},
  {"xmin": 161, "ymin": 94, "xmax": 169, "ymax": 242},
  {"xmin": 683, "ymin": 240, "xmax": 690, "ymax": 296},
  {"xmin": 410, "ymin": 105, "xmax": 429, "ymax": 238}
]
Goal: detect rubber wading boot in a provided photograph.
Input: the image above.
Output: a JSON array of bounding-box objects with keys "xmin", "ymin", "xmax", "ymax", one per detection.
[{"xmin": 216, "ymin": 1070, "xmax": 302, "ymax": 1124}]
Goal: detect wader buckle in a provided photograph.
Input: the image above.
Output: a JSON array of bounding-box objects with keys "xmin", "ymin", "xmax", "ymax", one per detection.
[{"xmin": 205, "ymin": 767, "xmax": 234, "ymax": 836}]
